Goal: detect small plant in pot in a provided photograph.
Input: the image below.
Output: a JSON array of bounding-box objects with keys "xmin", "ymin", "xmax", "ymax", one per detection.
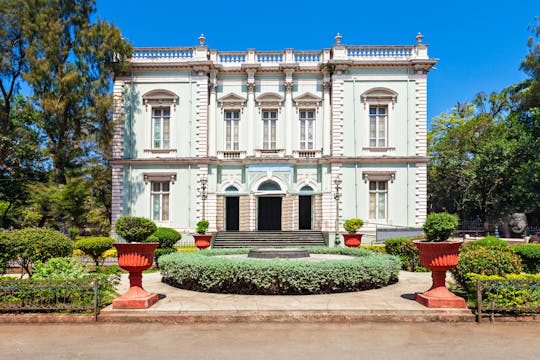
[
  {"xmin": 342, "ymin": 218, "xmax": 364, "ymax": 247},
  {"xmin": 193, "ymin": 220, "xmax": 212, "ymax": 250},
  {"xmin": 414, "ymin": 212, "xmax": 465, "ymax": 308},
  {"xmin": 113, "ymin": 216, "xmax": 159, "ymax": 309}
]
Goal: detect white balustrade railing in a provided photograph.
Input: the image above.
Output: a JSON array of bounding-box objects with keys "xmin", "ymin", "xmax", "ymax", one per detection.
[
  {"xmin": 131, "ymin": 47, "xmax": 193, "ymax": 62},
  {"xmin": 218, "ymin": 52, "xmax": 246, "ymax": 64},
  {"xmin": 256, "ymin": 52, "xmax": 283, "ymax": 63},
  {"xmin": 347, "ymin": 46, "xmax": 414, "ymax": 60},
  {"xmin": 294, "ymin": 51, "xmax": 322, "ymax": 63}
]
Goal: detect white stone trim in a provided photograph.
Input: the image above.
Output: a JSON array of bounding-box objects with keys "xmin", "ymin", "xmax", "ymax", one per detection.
[
  {"xmin": 111, "ymin": 165, "xmax": 124, "ymax": 229},
  {"xmin": 195, "ymin": 74, "xmax": 209, "ymax": 157},
  {"xmin": 415, "ymin": 162, "xmax": 427, "ymax": 225},
  {"xmin": 331, "ymin": 78, "xmax": 344, "ymax": 156},
  {"xmin": 414, "ymin": 75, "xmax": 427, "ymax": 157}
]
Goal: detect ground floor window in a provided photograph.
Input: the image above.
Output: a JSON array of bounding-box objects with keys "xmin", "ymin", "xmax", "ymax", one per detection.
[
  {"xmin": 151, "ymin": 181, "xmax": 169, "ymax": 221},
  {"xmin": 369, "ymin": 181, "xmax": 387, "ymax": 220}
]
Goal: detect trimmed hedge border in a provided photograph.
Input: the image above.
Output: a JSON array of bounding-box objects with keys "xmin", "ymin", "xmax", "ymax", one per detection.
[{"xmin": 158, "ymin": 247, "xmax": 401, "ymax": 295}]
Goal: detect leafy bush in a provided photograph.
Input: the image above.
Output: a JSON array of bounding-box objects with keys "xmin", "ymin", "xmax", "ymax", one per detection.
[
  {"xmin": 362, "ymin": 245, "xmax": 387, "ymax": 254},
  {"xmin": 115, "ymin": 216, "xmax": 156, "ymax": 243},
  {"xmin": 75, "ymin": 237, "xmax": 115, "ymax": 266},
  {"xmin": 384, "ymin": 238, "xmax": 426, "ymax": 272},
  {"xmin": 423, "ymin": 212, "xmax": 459, "ymax": 242},
  {"xmin": 512, "ymin": 244, "xmax": 540, "ymax": 273},
  {"xmin": 32, "ymin": 257, "xmax": 120, "ymax": 308},
  {"xmin": 343, "ymin": 218, "xmax": 364, "ymax": 233},
  {"xmin": 466, "ymin": 273, "xmax": 540, "ymax": 313},
  {"xmin": 451, "ymin": 247, "xmax": 522, "ymax": 286},
  {"xmin": 175, "ymin": 245, "xmax": 197, "ymax": 253},
  {"xmin": 154, "ymin": 247, "xmax": 176, "ymax": 267},
  {"xmin": 196, "ymin": 220, "xmax": 209, "ymax": 234},
  {"xmin": 9, "ymin": 228, "xmax": 74, "ymax": 276},
  {"xmin": 158, "ymin": 247, "xmax": 401, "ymax": 295},
  {"xmin": 146, "ymin": 227, "xmax": 181, "ymax": 248},
  {"xmin": 461, "ymin": 236, "xmax": 509, "ymax": 251},
  {"xmin": 0, "ymin": 231, "xmax": 16, "ymax": 275},
  {"xmin": 68, "ymin": 227, "xmax": 80, "ymax": 241}
]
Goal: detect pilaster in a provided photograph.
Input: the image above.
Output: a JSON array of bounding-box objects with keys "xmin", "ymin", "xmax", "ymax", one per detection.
[
  {"xmin": 322, "ymin": 76, "xmax": 331, "ymax": 156},
  {"xmin": 246, "ymin": 71, "xmax": 256, "ymax": 156},
  {"xmin": 284, "ymin": 73, "xmax": 294, "ymax": 156},
  {"xmin": 208, "ymin": 72, "xmax": 217, "ymax": 157},
  {"xmin": 195, "ymin": 72, "xmax": 209, "ymax": 157},
  {"xmin": 415, "ymin": 163, "xmax": 427, "ymax": 225},
  {"xmin": 331, "ymin": 74, "xmax": 345, "ymax": 156}
]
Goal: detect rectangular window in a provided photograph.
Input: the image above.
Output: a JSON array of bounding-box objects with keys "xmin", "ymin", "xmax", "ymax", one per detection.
[
  {"xmin": 299, "ymin": 110, "xmax": 315, "ymax": 150},
  {"xmin": 151, "ymin": 182, "xmax": 170, "ymax": 221},
  {"xmin": 369, "ymin": 106, "xmax": 387, "ymax": 147},
  {"xmin": 224, "ymin": 110, "xmax": 240, "ymax": 150},
  {"xmin": 262, "ymin": 110, "xmax": 277, "ymax": 149},
  {"xmin": 152, "ymin": 108, "xmax": 170, "ymax": 149},
  {"xmin": 369, "ymin": 181, "xmax": 387, "ymax": 220}
]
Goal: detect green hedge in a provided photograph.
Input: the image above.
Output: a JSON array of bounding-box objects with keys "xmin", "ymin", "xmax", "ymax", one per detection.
[
  {"xmin": 159, "ymin": 247, "xmax": 401, "ymax": 295},
  {"xmin": 115, "ymin": 216, "xmax": 156, "ymax": 243},
  {"xmin": 384, "ymin": 238, "xmax": 426, "ymax": 272},
  {"xmin": 146, "ymin": 227, "xmax": 181, "ymax": 248},
  {"xmin": 512, "ymin": 244, "xmax": 540, "ymax": 274},
  {"xmin": 423, "ymin": 212, "xmax": 459, "ymax": 242},
  {"xmin": 461, "ymin": 236, "xmax": 509, "ymax": 251},
  {"xmin": 75, "ymin": 237, "xmax": 115, "ymax": 266}
]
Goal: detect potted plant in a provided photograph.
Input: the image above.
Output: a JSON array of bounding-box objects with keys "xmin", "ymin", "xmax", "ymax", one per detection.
[
  {"xmin": 113, "ymin": 216, "xmax": 159, "ymax": 309},
  {"xmin": 193, "ymin": 220, "xmax": 212, "ymax": 250},
  {"xmin": 413, "ymin": 212, "xmax": 466, "ymax": 308},
  {"xmin": 342, "ymin": 218, "xmax": 364, "ymax": 247}
]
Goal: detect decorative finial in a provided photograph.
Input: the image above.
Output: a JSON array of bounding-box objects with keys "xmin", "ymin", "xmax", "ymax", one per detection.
[
  {"xmin": 416, "ymin": 32, "xmax": 423, "ymax": 45},
  {"xmin": 335, "ymin": 33, "xmax": 342, "ymax": 45},
  {"xmin": 198, "ymin": 33, "xmax": 206, "ymax": 46}
]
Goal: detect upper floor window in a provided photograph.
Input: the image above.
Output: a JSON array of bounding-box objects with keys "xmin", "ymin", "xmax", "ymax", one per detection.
[
  {"xmin": 369, "ymin": 105, "xmax": 387, "ymax": 147},
  {"xmin": 369, "ymin": 180, "xmax": 387, "ymax": 220},
  {"xmin": 151, "ymin": 181, "xmax": 170, "ymax": 221},
  {"xmin": 152, "ymin": 108, "xmax": 170, "ymax": 149},
  {"xmin": 299, "ymin": 110, "xmax": 315, "ymax": 150},
  {"xmin": 262, "ymin": 110, "xmax": 277, "ymax": 149},
  {"xmin": 224, "ymin": 110, "xmax": 240, "ymax": 150}
]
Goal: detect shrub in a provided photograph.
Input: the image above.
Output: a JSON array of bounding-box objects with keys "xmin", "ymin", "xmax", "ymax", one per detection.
[
  {"xmin": 451, "ymin": 247, "xmax": 522, "ymax": 286},
  {"xmin": 147, "ymin": 227, "xmax": 181, "ymax": 248},
  {"xmin": 362, "ymin": 245, "xmax": 387, "ymax": 254},
  {"xmin": 423, "ymin": 212, "xmax": 459, "ymax": 242},
  {"xmin": 68, "ymin": 227, "xmax": 80, "ymax": 241},
  {"xmin": 102, "ymin": 248, "xmax": 117, "ymax": 258},
  {"xmin": 512, "ymin": 244, "xmax": 540, "ymax": 274},
  {"xmin": 0, "ymin": 231, "xmax": 16, "ymax": 275},
  {"xmin": 384, "ymin": 238, "xmax": 426, "ymax": 272},
  {"xmin": 343, "ymin": 218, "xmax": 364, "ymax": 233},
  {"xmin": 196, "ymin": 220, "xmax": 209, "ymax": 235},
  {"xmin": 158, "ymin": 247, "xmax": 401, "ymax": 295},
  {"xmin": 461, "ymin": 236, "xmax": 509, "ymax": 251},
  {"xmin": 115, "ymin": 216, "xmax": 156, "ymax": 243},
  {"xmin": 32, "ymin": 257, "xmax": 120, "ymax": 308},
  {"xmin": 175, "ymin": 245, "xmax": 197, "ymax": 253},
  {"xmin": 154, "ymin": 247, "xmax": 176, "ymax": 267},
  {"xmin": 9, "ymin": 228, "xmax": 73, "ymax": 276},
  {"xmin": 75, "ymin": 237, "xmax": 115, "ymax": 266}
]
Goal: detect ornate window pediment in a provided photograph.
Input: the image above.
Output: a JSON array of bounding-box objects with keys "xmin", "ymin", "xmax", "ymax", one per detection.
[
  {"xmin": 362, "ymin": 171, "xmax": 395, "ymax": 183},
  {"xmin": 142, "ymin": 89, "xmax": 179, "ymax": 111},
  {"xmin": 256, "ymin": 92, "xmax": 284, "ymax": 108},
  {"xmin": 143, "ymin": 172, "xmax": 177, "ymax": 184},
  {"xmin": 293, "ymin": 92, "xmax": 322, "ymax": 108},
  {"xmin": 218, "ymin": 93, "xmax": 247, "ymax": 111},
  {"xmin": 361, "ymin": 87, "xmax": 397, "ymax": 108}
]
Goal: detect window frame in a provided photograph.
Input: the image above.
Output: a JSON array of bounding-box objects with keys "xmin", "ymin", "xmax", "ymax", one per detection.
[
  {"xmin": 298, "ymin": 109, "xmax": 316, "ymax": 150},
  {"xmin": 224, "ymin": 109, "xmax": 241, "ymax": 150},
  {"xmin": 150, "ymin": 181, "xmax": 170, "ymax": 222},
  {"xmin": 369, "ymin": 180, "xmax": 388, "ymax": 221},
  {"xmin": 151, "ymin": 107, "xmax": 171, "ymax": 149},
  {"xmin": 261, "ymin": 109, "xmax": 278, "ymax": 149},
  {"xmin": 368, "ymin": 105, "xmax": 388, "ymax": 148}
]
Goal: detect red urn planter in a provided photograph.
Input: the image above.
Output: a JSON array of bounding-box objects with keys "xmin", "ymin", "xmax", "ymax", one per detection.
[
  {"xmin": 343, "ymin": 233, "xmax": 363, "ymax": 247},
  {"xmin": 413, "ymin": 240, "xmax": 466, "ymax": 308},
  {"xmin": 193, "ymin": 234, "xmax": 212, "ymax": 250},
  {"xmin": 112, "ymin": 243, "xmax": 159, "ymax": 309}
]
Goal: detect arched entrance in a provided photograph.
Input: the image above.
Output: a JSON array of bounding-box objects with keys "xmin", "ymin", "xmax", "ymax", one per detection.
[
  {"xmin": 224, "ymin": 186, "xmax": 239, "ymax": 231},
  {"xmin": 298, "ymin": 185, "xmax": 313, "ymax": 230},
  {"xmin": 257, "ymin": 180, "xmax": 282, "ymax": 231}
]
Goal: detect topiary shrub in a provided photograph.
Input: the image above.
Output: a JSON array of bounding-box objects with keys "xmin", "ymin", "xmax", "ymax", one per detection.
[
  {"xmin": 343, "ymin": 218, "xmax": 364, "ymax": 233},
  {"xmin": 196, "ymin": 220, "xmax": 209, "ymax": 235},
  {"xmin": 147, "ymin": 227, "xmax": 181, "ymax": 248},
  {"xmin": 384, "ymin": 238, "xmax": 426, "ymax": 272},
  {"xmin": 9, "ymin": 228, "xmax": 74, "ymax": 277},
  {"xmin": 423, "ymin": 212, "xmax": 459, "ymax": 242},
  {"xmin": 461, "ymin": 236, "xmax": 509, "ymax": 251},
  {"xmin": 451, "ymin": 247, "xmax": 522, "ymax": 286},
  {"xmin": 115, "ymin": 216, "xmax": 156, "ymax": 243},
  {"xmin": 512, "ymin": 244, "xmax": 540, "ymax": 274},
  {"xmin": 75, "ymin": 237, "xmax": 115, "ymax": 266},
  {"xmin": 159, "ymin": 247, "xmax": 401, "ymax": 295}
]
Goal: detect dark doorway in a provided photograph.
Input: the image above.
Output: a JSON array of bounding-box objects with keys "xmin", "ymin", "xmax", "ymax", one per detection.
[
  {"xmin": 299, "ymin": 196, "xmax": 312, "ymax": 230},
  {"xmin": 258, "ymin": 197, "xmax": 282, "ymax": 230},
  {"xmin": 226, "ymin": 197, "xmax": 239, "ymax": 231}
]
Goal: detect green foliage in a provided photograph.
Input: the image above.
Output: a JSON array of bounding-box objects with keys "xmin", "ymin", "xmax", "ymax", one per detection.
[
  {"xmin": 159, "ymin": 248, "xmax": 401, "ymax": 295},
  {"xmin": 9, "ymin": 228, "xmax": 74, "ymax": 276},
  {"xmin": 362, "ymin": 245, "xmax": 387, "ymax": 254},
  {"xmin": 75, "ymin": 237, "xmax": 115, "ymax": 266},
  {"xmin": 0, "ymin": 230, "xmax": 16, "ymax": 275},
  {"xmin": 68, "ymin": 227, "xmax": 80, "ymax": 241},
  {"xmin": 196, "ymin": 220, "xmax": 209, "ymax": 235},
  {"xmin": 148, "ymin": 227, "xmax": 181, "ymax": 248},
  {"xmin": 343, "ymin": 218, "xmax": 364, "ymax": 233},
  {"xmin": 452, "ymin": 247, "xmax": 522, "ymax": 286},
  {"xmin": 423, "ymin": 212, "xmax": 459, "ymax": 242},
  {"xmin": 466, "ymin": 273, "xmax": 540, "ymax": 313},
  {"xmin": 461, "ymin": 236, "xmax": 510, "ymax": 251},
  {"xmin": 384, "ymin": 238, "xmax": 427, "ymax": 272},
  {"xmin": 512, "ymin": 244, "xmax": 540, "ymax": 273},
  {"xmin": 115, "ymin": 216, "xmax": 156, "ymax": 243}
]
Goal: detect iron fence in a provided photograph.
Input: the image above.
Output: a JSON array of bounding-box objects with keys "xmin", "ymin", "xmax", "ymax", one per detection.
[
  {"xmin": 0, "ymin": 278, "xmax": 99, "ymax": 320},
  {"xmin": 476, "ymin": 278, "xmax": 540, "ymax": 322}
]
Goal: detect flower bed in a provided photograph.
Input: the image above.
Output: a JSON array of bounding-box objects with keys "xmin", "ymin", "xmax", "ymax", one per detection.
[{"xmin": 158, "ymin": 247, "xmax": 401, "ymax": 295}]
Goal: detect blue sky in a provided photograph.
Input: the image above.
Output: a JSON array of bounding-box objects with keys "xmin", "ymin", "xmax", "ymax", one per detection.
[{"xmin": 96, "ymin": 0, "xmax": 538, "ymax": 125}]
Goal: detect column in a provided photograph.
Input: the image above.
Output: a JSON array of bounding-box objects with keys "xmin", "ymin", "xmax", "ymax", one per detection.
[
  {"xmin": 322, "ymin": 77, "xmax": 331, "ymax": 156},
  {"xmin": 285, "ymin": 81, "xmax": 293, "ymax": 155},
  {"xmin": 247, "ymin": 82, "xmax": 255, "ymax": 156},
  {"xmin": 208, "ymin": 72, "xmax": 217, "ymax": 157}
]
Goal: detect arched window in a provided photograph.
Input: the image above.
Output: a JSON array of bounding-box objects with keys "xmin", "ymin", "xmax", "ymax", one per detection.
[
  {"xmin": 299, "ymin": 185, "xmax": 314, "ymax": 193},
  {"xmin": 225, "ymin": 185, "xmax": 239, "ymax": 192},
  {"xmin": 258, "ymin": 180, "xmax": 281, "ymax": 191}
]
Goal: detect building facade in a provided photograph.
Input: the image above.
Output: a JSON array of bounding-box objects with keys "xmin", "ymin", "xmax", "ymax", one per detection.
[{"xmin": 111, "ymin": 33, "xmax": 437, "ymax": 241}]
